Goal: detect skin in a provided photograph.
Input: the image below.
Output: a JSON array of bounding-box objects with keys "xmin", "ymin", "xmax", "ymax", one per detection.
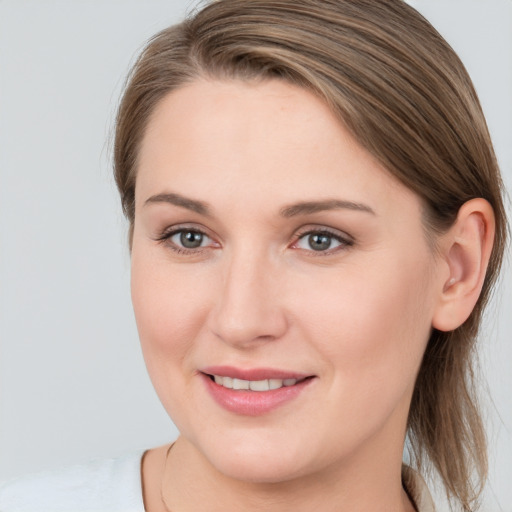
[{"xmin": 130, "ymin": 79, "xmax": 492, "ymax": 511}]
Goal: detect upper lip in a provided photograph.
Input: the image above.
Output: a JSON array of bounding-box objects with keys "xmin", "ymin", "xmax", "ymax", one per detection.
[{"xmin": 201, "ymin": 366, "xmax": 312, "ymax": 381}]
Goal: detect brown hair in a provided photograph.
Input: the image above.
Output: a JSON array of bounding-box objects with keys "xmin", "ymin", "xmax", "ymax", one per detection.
[{"xmin": 114, "ymin": 0, "xmax": 508, "ymax": 509}]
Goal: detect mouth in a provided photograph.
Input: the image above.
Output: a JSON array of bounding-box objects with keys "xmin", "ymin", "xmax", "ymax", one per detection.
[
  {"xmin": 199, "ymin": 367, "xmax": 316, "ymax": 416},
  {"xmin": 204, "ymin": 373, "xmax": 312, "ymax": 391}
]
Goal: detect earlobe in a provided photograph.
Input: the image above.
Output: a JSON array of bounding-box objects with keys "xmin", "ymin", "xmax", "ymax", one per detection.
[{"xmin": 432, "ymin": 198, "xmax": 495, "ymax": 332}]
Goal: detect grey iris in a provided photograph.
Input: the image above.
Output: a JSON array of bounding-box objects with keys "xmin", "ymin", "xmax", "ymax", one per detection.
[
  {"xmin": 309, "ymin": 233, "xmax": 332, "ymax": 251},
  {"xmin": 180, "ymin": 231, "xmax": 203, "ymax": 248}
]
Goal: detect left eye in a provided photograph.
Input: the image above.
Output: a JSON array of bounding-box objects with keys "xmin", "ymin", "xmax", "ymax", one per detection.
[
  {"xmin": 170, "ymin": 230, "xmax": 211, "ymax": 249},
  {"xmin": 295, "ymin": 231, "xmax": 348, "ymax": 252}
]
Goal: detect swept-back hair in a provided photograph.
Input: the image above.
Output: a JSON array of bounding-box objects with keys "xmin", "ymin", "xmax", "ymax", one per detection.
[{"xmin": 114, "ymin": 1, "xmax": 508, "ymax": 509}]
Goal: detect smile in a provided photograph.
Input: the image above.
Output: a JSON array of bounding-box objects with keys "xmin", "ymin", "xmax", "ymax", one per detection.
[
  {"xmin": 200, "ymin": 367, "xmax": 315, "ymax": 416},
  {"xmin": 210, "ymin": 375, "xmax": 302, "ymax": 391}
]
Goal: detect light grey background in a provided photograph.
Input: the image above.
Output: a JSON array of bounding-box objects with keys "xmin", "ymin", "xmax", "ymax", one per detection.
[{"xmin": 0, "ymin": 1, "xmax": 510, "ymax": 510}]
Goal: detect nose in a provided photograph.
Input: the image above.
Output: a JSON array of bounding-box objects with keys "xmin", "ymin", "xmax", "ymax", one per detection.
[{"xmin": 208, "ymin": 250, "xmax": 288, "ymax": 348}]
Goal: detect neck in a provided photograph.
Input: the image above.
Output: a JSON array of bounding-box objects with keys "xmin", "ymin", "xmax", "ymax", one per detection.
[{"xmin": 156, "ymin": 436, "xmax": 415, "ymax": 512}]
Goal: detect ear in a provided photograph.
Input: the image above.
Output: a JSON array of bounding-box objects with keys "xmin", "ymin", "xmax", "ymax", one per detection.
[{"xmin": 432, "ymin": 198, "xmax": 495, "ymax": 332}]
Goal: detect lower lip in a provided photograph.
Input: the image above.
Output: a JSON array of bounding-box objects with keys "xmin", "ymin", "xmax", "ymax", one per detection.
[{"xmin": 201, "ymin": 374, "xmax": 314, "ymax": 416}]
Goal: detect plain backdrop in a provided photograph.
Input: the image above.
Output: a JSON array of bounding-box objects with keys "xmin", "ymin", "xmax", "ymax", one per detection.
[{"xmin": 0, "ymin": 1, "xmax": 511, "ymax": 510}]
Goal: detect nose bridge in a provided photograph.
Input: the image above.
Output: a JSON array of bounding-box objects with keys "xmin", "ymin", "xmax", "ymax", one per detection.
[{"xmin": 209, "ymin": 243, "xmax": 287, "ymax": 346}]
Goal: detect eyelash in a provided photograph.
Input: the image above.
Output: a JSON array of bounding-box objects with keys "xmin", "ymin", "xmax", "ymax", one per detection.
[
  {"xmin": 155, "ymin": 225, "xmax": 214, "ymax": 255},
  {"xmin": 292, "ymin": 227, "xmax": 354, "ymax": 255},
  {"xmin": 155, "ymin": 225, "xmax": 354, "ymax": 256}
]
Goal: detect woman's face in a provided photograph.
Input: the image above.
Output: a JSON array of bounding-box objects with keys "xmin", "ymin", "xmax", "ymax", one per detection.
[{"xmin": 131, "ymin": 79, "xmax": 444, "ymax": 482}]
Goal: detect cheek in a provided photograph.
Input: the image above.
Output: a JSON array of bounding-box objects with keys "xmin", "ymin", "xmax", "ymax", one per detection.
[
  {"xmin": 300, "ymin": 253, "xmax": 434, "ymax": 419},
  {"xmin": 130, "ymin": 244, "xmax": 212, "ymax": 392}
]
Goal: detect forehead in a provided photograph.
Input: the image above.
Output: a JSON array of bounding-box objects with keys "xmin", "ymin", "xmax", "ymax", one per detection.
[
  {"xmin": 138, "ymin": 78, "xmax": 350, "ymax": 170},
  {"xmin": 136, "ymin": 78, "xmax": 419, "ymax": 220}
]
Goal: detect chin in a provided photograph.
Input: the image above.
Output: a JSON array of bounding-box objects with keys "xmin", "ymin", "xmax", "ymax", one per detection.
[
  {"xmin": 214, "ymin": 455, "xmax": 307, "ymax": 484},
  {"xmin": 196, "ymin": 433, "xmax": 317, "ymax": 484}
]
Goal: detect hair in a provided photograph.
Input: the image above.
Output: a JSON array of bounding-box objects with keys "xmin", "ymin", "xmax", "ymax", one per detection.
[{"xmin": 113, "ymin": 0, "xmax": 508, "ymax": 509}]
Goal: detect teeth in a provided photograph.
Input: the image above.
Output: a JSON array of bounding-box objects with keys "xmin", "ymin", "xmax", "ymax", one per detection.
[
  {"xmin": 269, "ymin": 379, "xmax": 283, "ymax": 390},
  {"xmin": 212, "ymin": 375, "xmax": 298, "ymax": 391},
  {"xmin": 249, "ymin": 380, "xmax": 270, "ymax": 391},
  {"xmin": 232, "ymin": 378, "xmax": 249, "ymax": 390}
]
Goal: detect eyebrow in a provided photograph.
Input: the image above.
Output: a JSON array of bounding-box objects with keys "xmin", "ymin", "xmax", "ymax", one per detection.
[
  {"xmin": 144, "ymin": 192, "xmax": 375, "ymax": 218},
  {"xmin": 144, "ymin": 192, "xmax": 211, "ymax": 216},
  {"xmin": 280, "ymin": 199, "xmax": 375, "ymax": 217}
]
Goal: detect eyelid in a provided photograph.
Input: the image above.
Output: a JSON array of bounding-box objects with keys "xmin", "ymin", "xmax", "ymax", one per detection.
[
  {"xmin": 291, "ymin": 225, "xmax": 354, "ymax": 253},
  {"xmin": 154, "ymin": 224, "xmax": 220, "ymax": 253},
  {"xmin": 153, "ymin": 223, "xmax": 353, "ymax": 255},
  {"xmin": 294, "ymin": 224, "xmax": 353, "ymax": 240}
]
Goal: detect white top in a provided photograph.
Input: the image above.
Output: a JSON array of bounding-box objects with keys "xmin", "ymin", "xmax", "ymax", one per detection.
[
  {"xmin": 0, "ymin": 453, "xmax": 435, "ymax": 512},
  {"xmin": 0, "ymin": 451, "xmax": 146, "ymax": 512}
]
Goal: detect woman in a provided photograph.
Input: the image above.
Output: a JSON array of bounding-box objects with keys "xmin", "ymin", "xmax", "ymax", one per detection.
[{"xmin": 0, "ymin": 0, "xmax": 507, "ymax": 511}]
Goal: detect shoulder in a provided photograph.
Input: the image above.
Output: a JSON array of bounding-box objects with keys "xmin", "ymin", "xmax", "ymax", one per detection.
[
  {"xmin": 0, "ymin": 451, "xmax": 146, "ymax": 512},
  {"xmin": 402, "ymin": 464, "xmax": 436, "ymax": 512}
]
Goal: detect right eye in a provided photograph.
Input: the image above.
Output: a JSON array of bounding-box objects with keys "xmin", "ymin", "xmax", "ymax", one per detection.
[
  {"xmin": 171, "ymin": 230, "xmax": 209, "ymax": 249},
  {"xmin": 157, "ymin": 227, "xmax": 217, "ymax": 254}
]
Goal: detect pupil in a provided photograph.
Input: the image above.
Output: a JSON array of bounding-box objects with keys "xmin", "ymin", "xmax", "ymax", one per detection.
[
  {"xmin": 309, "ymin": 233, "xmax": 331, "ymax": 251},
  {"xmin": 180, "ymin": 231, "xmax": 203, "ymax": 248}
]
